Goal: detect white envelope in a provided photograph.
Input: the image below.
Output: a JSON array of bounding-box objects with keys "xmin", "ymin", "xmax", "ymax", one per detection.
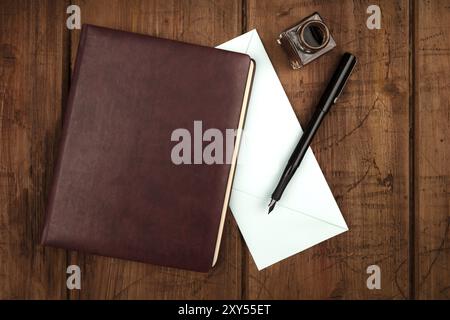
[{"xmin": 217, "ymin": 30, "xmax": 348, "ymax": 270}]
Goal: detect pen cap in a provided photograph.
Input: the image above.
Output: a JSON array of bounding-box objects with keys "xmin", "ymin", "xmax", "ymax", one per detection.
[
  {"xmin": 331, "ymin": 52, "xmax": 357, "ymax": 103},
  {"xmin": 321, "ymin": 52, "xmax": 357, "ymax": 111},
  {"xmin": 334, "ymin": 53, "xmax": 357, "ymax": 101}
]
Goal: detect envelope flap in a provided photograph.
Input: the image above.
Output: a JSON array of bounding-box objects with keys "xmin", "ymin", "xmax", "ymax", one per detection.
[
  {"xmin": 230, "ymin": 190, "xmax": 347, "ymax": 270},
  {"xmin": 216, "ymin": 29, "xmax": 255, "ymax": 54}
]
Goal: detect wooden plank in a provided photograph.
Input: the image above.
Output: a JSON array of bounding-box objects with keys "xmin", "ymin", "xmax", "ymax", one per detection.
[
  {"xmin": 67, "ymin": 0, "xmax": 243, "ymax": 299},
  {"xmin": 415, "ymin": 0, "xmax": 450, "ymax": 300},
  {"xmin": 245, "ymin": 0, "xmax": 410, "ymax": 299},
  {"xmin": 0, "ymin": 0, "xmax": 68, "ymax": 299}
]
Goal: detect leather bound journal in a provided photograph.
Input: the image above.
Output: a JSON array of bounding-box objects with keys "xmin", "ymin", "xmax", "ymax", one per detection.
[{"xmin": 41, "ymin": 25, "xmax": 255, "ymax": 272}]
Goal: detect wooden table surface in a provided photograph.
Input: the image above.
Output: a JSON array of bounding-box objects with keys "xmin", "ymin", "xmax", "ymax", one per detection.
[{"xmin": 0, "ymin": 0, "xmax": 449, "ymax": 300}]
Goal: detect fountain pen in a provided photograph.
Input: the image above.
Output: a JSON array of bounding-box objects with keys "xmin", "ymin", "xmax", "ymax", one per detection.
[{"xmin": 268, "ymin": 52, "xmax": 357, "ymax": 214}]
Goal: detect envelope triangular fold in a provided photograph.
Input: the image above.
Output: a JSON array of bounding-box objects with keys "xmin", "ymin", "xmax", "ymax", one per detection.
[
  {"xmin": 216, "ymin": 29, "xmax": 256, "ymax": 53},
  {"xmin": 230, "ymin": 190, "xmax": 347, "ymax": 270}
]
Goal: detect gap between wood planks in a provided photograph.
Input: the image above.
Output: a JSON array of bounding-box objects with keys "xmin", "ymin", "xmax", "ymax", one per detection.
[{"xmin": 408, "ymin": 0, "xmax": 416, "ymax": 300}]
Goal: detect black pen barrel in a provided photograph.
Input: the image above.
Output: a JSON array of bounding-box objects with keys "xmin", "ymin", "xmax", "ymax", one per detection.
[
  {"xmin": 270, "ymin": 53, "xmax": 357, "ymax": 204},
  {"xmin": 271, "ymin": 107, "xmax": 328, "ymax": 201}
]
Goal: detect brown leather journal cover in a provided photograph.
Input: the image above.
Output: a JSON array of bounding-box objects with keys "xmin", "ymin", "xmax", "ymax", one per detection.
[{"xmin": 41, "ymin": 25, "xmax": 254, "ymax": 272}]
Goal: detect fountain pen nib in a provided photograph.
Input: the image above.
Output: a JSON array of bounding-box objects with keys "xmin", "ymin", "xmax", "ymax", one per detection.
[{"xmin": 268, "ymin": 199, "xmax": 277, "ymax": 214}]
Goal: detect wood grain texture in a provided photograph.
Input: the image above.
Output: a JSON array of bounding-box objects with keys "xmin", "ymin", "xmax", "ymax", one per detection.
[
  {"xmin": 0, "ymin": 0, "xmax": 68, "ymax": 299},
  {"xmin": 1, "ymin": 0, "xmax": 449, "ymax": 300},
  {"xmin": 245, "ymin": 0, "xmax": 410, "ymax": 299},
  {"xmin": 67, "ymin": 0, "xmax": 244, "ymax": 300},
  {"xmin": 415, "ymin": 0, "xmax": 450, "ymax": 300}
]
